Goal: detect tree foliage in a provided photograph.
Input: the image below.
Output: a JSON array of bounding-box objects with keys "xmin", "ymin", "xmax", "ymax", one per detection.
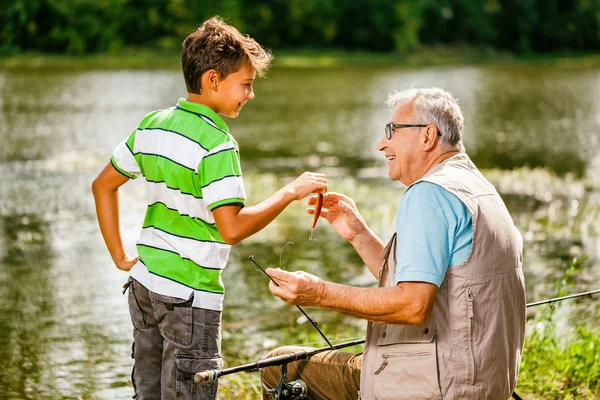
[{"xmin": 1, "ymin": 0, "xmax": 599, "ymax": 55}]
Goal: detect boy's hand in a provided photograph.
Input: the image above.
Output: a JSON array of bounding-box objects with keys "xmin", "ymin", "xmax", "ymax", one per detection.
[
  {"xmin": 307, "ymin": 192, "xmax": 367, "ymax": 242},
  {"xmin": 114, "ymin": 254, "xmax": 139, "ymax": 272},
  {"xmin": 286, "ymin": 172, "xmax": 327, "ymax": 201}
]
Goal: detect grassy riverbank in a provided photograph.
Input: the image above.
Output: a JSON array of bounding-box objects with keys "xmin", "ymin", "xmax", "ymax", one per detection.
[{"xmin": 2, "ymin": 47, "xmax": 600, "ymax": 71}]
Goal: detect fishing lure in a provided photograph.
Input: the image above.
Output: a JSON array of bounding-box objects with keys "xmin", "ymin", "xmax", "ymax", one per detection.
[{"xmin": 309, "ymin": 193, "xmax": 324, "ymax": 241}]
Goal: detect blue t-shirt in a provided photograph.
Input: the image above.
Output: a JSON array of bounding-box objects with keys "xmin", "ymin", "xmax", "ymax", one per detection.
[{"xmin": 395, "ymin": 181, "xmax": 473, "ymax": 287}]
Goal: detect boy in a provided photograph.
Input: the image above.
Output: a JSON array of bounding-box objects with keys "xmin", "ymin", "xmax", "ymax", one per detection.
[{"xmin": 92, "ymin": 17, "xmax": 327, "ymax": 400}]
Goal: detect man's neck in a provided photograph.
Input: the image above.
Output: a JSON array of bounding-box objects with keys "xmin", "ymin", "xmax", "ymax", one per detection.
[
  {"xmin": 424, "ymin": 150, "xmax": 461, "ymax": 172},
  {"xmin": 406, "ymin": 150, "xmax": 461, "ymax": 186}
]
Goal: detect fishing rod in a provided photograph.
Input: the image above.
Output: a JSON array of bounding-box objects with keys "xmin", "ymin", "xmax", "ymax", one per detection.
[
  {"xmin": 526, "ymin": 288, "xmax": 600, "ymax": 308},
  {"xmin": 195, "ymin": 281, "xmax": 600, "ymax": 399},
  {"xmin": 248, "ymin": 255, "xmax": 335, "ymax": 350},
  {"xmin": 194, "ymin": 339, "xmax": 365, "ymax": 398}
]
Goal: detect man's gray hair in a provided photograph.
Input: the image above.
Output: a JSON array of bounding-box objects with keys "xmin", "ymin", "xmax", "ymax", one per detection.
[{"xmin": 387, "ymin": 87, "xmax": 465, "ymax": 152}]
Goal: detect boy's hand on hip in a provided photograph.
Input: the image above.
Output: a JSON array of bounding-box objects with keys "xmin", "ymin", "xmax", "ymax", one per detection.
[
  {"xmin": 114, "ymin": 254, "xmax": 139, "ymax": 271},
  {"xmin": 286, "ymin": 172, "xmax": 327, "ymax": 201}
]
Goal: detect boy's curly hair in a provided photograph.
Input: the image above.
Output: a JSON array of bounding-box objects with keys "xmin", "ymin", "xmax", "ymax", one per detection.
[{"xmin": 181, "ymin": 16, "xmax": 273, "ymax": 94}]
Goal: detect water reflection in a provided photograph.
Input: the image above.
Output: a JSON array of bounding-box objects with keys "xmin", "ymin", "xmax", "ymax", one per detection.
[
  {"xmin": 0, "ymin": 214, "xmax": 56, "ymax": 397},
  {"xmin": 467, "ymin": 66, "xmax": 598, "ymax": 176},
  {"xmin": 0, "ymin": 63, "xmax": 599, "ymax": 398}
]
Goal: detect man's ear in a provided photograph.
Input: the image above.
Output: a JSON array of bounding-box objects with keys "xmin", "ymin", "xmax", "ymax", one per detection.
[
  {"xmin": 202, "ymin": 69, "xmax": 220, "ymax": 92},
  {"xmin": 422, "ymin": 125, "xmax": 438, "ymax": 151}
]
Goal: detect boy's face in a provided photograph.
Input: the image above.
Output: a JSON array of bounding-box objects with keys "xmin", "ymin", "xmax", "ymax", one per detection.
[{"xmin": 214, "ymin": 62, "xmax": 256, "ymax": 118}]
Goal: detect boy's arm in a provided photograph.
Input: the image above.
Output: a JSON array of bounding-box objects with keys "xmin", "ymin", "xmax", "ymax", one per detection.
[
  {"xmin": 212, "ymin": 172, "xmax": 326, "ymax": 244},
  {"xmin": 92, "ymin": 162, "xmax": 139, "ymax": 271}
]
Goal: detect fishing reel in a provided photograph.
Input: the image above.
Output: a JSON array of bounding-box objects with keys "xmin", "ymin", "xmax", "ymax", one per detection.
[
  {"xmin": 267, "ymin": 379, "xmax": 307, "ymax": 400},
  {"xmin": 265, "ymin": 364, "xmax": 308, "ymax": 400}
]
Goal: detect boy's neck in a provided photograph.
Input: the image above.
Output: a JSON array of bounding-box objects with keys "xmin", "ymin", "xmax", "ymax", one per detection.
[{"xmin": 186, "ymin": 92, "xmax": 218, "ymax": 113}]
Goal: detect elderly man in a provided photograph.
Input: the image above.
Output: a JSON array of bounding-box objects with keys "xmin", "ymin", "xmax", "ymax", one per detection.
[{"xmin": 261, "ymin": 87, "xmax": 526, "ymax": 400}]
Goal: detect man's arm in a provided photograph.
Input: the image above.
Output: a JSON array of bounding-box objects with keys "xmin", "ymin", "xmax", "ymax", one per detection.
[
  {"xmin": 266, "ymin": 268, "xmax": 437, "ymax": 324},
  {"xmin": 349, "ymin": 228, "xmax": 385, "ymax": 278},
  {"xmin": 307, "ymin": 193, "xmax": 384, "ymax": 277},
  {"xmin": 213, "ymin": 172, "xmax": 327, "ymax": 245},
  {"xmin": 92, "ymin": 162, "xmax": 139, "ymax": 271}
]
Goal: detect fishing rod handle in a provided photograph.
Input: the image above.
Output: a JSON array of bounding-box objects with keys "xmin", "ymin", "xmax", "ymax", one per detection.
[{"xmin": 194, "ymin": 369, "xmax": 219, "ymax": 384}]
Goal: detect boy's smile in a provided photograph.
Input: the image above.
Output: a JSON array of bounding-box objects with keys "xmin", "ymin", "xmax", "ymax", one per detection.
[{"xmin": 214, "ymin": 62, "xmax": 256, "ymax": 118}]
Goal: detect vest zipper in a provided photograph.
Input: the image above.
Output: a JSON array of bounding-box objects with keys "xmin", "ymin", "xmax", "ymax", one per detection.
[
  {"xmin": 467, "ymin": 287, "xmax": 475, "ymax": 384},
  {"xmin": 374, "ymin": 351, "xmax": 433, "ymax": 375},
  {"xmin": 374, "ymin": 357, "xmax": 388, "ymax": 375}
]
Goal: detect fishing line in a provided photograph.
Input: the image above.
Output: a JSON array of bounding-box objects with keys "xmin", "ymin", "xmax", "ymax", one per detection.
[
  {"xmin": 248, "ymin": 255, "xmax": 335, "ymax": 350},
  {"xmin": 279, "ymin": 241, "xmax": 295, "ymax": 270}
]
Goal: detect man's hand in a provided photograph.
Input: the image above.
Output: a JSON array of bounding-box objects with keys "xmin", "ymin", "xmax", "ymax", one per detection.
[
  {"xmin": 114, "ymin": 254, "xmax": 139, "ymax": 272},
  {"xmin": 307, "ymin": 192, "xmax": 367, "ymax": 242},
  {"xmin": 285, "ymin": 172, "xmax": 327, "ymax": 201},
  {"xmin": 266, "ymin": 268, "xmax": 326, "ymax": 307}
]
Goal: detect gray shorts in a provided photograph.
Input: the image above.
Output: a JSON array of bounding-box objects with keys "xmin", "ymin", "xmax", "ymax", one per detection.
[{"xmin": 125, "ymin": 278, "xmax": 223, "ymax": 400}]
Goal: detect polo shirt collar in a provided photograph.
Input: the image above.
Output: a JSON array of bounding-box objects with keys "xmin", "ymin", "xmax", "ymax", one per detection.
[{"xmin": 176, "ymin": 98, "xmax": 229, "ymax": 133}]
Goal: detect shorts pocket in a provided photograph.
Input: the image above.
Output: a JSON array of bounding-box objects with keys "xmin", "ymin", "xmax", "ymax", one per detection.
[
  {"xmin": 150, "ymin": 291, "xmax": 194, "ymax": 346},
  {"xmin": 127, "ymin": 281, "xmax": 147, "ymax": 330},
  {"xmin": 175, "ymin": 354, "xmax": 223, "ymax": 400}
]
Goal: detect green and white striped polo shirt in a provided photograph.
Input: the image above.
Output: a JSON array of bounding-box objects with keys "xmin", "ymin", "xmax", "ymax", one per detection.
[{"xmin": 111, "ymin": 98, "xmax": 245, "ymax": 311}]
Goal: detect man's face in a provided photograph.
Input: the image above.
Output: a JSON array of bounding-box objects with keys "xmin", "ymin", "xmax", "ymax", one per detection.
[
  {"xmin": 376, "ymin": 103, "xmax": 421, "ymax": 185},
  {"xmin": 214, "ymin": 62, "xmax": 256, "ymax": 118}
]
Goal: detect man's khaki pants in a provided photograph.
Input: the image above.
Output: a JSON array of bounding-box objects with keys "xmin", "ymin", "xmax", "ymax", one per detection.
[{"xmin": 261, "ymin": 346, "xmax": 362, "ymax": 400}]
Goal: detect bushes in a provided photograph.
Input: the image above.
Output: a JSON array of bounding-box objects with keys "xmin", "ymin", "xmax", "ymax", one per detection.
[
  {"xmin": 1, "ymin": 0, "xmax": 599, "ymax": 55},
  {"xmin": 517, "ymin": 318, "xmax": 600, "ymax": 398}
]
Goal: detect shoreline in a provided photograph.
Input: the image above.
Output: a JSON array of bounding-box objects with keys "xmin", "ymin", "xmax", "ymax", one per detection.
[{"xmin": 1, "ymin": 47, "xmax": 600, "ymax": 71}]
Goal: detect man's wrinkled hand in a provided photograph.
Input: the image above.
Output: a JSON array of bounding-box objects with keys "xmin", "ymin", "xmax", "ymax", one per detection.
[
  {"xmin": 265, "ymin": 268, "xmax": 325, "ymax": 307},
  {"xmin": 307, "ymin": 192, "xmax": 367, "ymax": 241}
]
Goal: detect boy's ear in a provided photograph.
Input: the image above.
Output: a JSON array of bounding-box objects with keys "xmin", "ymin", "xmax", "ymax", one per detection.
[{"xmin": 202, "ymin": 69, "xmax": 220, "ymax": 92}]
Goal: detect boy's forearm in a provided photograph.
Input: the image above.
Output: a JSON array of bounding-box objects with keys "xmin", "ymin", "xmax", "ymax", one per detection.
[
  {"xmin": 214, "ymin": 172, "xmax": 327, "ymax": 244},
  {"xmin": 227, "ymin": 187, "xmax": 296, "ymax": 243},
  {"xmin": 93, "ymin": 186, "xmax": 126, "ymax": 263}
]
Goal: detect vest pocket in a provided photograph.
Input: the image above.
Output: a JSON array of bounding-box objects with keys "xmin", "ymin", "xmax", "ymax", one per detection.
[
  {"xmin": 373, "ymin": 317, "xmax": 442, "ymax": 400},
  {"xmin": 373, "ymin": 342, "xmax": 442, "ymax": 400}
]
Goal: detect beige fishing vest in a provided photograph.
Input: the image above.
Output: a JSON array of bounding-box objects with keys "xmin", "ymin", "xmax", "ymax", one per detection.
[{"xmin": 359, "ymin": 154, "xmax": 526, "ymax": 400}]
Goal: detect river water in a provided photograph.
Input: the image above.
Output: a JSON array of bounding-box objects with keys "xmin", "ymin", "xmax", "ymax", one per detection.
[{"xmin": 1, "ymin": 64, "xmax": 599, "ymax": 398}]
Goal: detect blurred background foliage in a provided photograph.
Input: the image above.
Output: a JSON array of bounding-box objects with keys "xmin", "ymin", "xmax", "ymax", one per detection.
[{"xmin": 1, "ymin": 0, "xmax": 599, "ymax": 55}]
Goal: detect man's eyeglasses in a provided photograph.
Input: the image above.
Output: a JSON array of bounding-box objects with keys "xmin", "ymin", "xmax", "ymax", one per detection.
[
  {"xmin": 384, "ymin": 123, "xmax": 427, "ymax": 140},
  {"xmin": 384, "ymin": 123, "xmax": 442, "ymax": 140}
]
